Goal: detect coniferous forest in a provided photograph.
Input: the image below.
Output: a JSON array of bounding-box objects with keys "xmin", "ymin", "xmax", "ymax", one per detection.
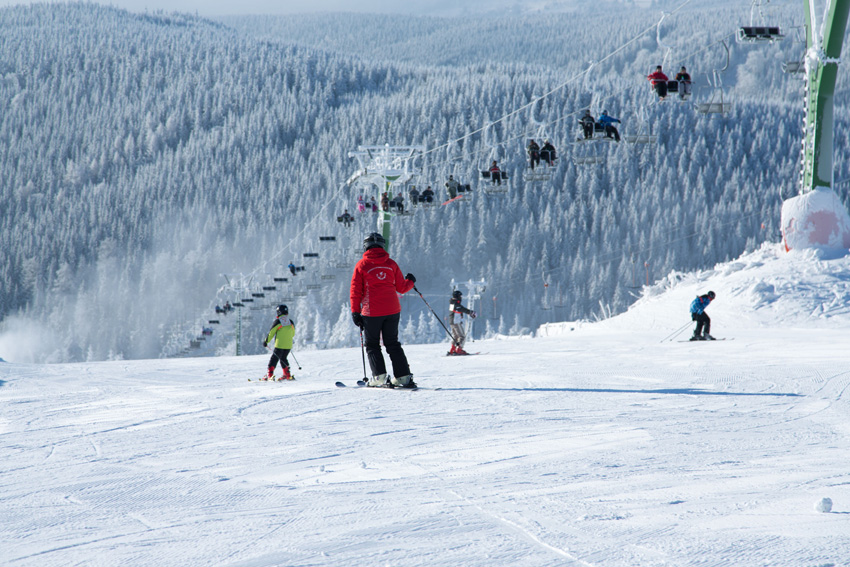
[{"xmin": 1, "ymin": 1, "xmax": 848, "ymax": 362}]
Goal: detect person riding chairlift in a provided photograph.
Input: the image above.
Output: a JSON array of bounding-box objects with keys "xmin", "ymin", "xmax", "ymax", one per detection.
[
  {"xmin": 579, "ymin": 110, "xmax": 595, "ymax": 139},
  {"xmin": 647, "ymin": 65, "xmax": 669, "ymax": 101},
  {"xmin": 489, "ymin": 161, "xmax": 502, "ymax": 186},
  {"xmin": 528, "ymin": 139, "xmax": 541, "ymax": 170},
  {"xmin": 540, "ymin": 140, "xmax": 556, "ymax": 166},
  {"xmin": 675, "ymin": 66, "xmax": 692, "ymax": 100}
]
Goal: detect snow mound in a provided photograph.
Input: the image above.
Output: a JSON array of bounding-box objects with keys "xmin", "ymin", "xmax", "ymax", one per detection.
[{"xmin": 781, "ymin": 189, "xmax": 850, "ymax": 251}]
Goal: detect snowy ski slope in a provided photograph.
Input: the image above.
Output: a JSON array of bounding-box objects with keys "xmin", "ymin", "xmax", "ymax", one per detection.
[{"xmin": 2, "ymin": 243, "xmax": 850, "ymax": 566}]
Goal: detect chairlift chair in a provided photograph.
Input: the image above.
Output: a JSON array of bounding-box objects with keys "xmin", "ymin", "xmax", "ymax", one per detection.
[
  {"xmin": 480, "ymin": 169, "xmax": 509, "ymax": 194},
  {"xmin": 737, "ymin": 26, "xmax": 784, "ymax": 43},
  {"xmin": 737, "ymin": 1, "xmax": 784, "ymax": 43},
  {"xmin": 623, "ymin": 106, "xmax": 658, "ymax": 145},
  {"xmin": 782, "ymin": 60, "xmax": 804, "ymax": 74},
  {"xmin": 696, "ymin": 41, "xmax": 732, "ymax": 115},
  {"xmin": 572, "ymin": 122, "xmax": 614, "ymax": 165},
  {"xmin": 524, "ymin": 136, "xmax": 558, "ymax": 182}
]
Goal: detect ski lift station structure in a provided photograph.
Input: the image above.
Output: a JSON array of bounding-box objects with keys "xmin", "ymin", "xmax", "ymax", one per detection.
[{"xmin": 348, "ymin": 144, "xmax": 425, "ymax": 252}]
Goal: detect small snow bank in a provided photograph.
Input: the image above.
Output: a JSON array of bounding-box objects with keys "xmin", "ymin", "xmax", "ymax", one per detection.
[
  {"xmin": 538, "ymin": 242, "xmax": 850, "ymax": 337},
  {"xmin": 536, "ymin": 321, "xmax": 588, "ymax": 337}
]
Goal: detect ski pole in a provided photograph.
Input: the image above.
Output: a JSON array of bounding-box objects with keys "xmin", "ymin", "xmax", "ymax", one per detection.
[
  {"xmin": 413, "ymin": 286, "xmax": 457, "ymax": 345},
  {"xmin": 290, "ymin": 351, "xmax": 302, "ymax": 370},
  {"xmin": 660, "ymin": 320, "xmax": 693, "ymax": 343},
  {"xmin": 359, "ymin": 326, "xmax": 368, "ymax": 382}
]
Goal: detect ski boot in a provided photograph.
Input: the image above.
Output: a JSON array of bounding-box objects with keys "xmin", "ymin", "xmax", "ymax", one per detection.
[
  {"xmin": 454, "ymin": 346, "xmax": 470, "ymax": 355},
  {"xmin": 447, "ymin": 344, "xmax": 458, "ymax": 356},
  {"xmin": 391, "ymin": 374, "xmax": 417, "ymax": 389},
  {"xmin": 367, "ymin": 373, "xmax": 394, "ymax": 388},
  {"xmin": 703, "ymin": 333, "xmax": 715, "ymax": 341},
  {"xmin": 689, "ymin": 333, "xmax": 705, "ymax": 341},
  {"xmin": 262, "ymin": 367, "xmax": 275, "ymax": 381},
  {"xmin": 281, "ymin": 366, "xmax": 294, "ymax": 380}
]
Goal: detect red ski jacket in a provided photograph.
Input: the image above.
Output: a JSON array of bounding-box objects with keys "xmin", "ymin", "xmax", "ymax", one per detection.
[
  {"xmin": 350, "ymin": 248, "xmax": 414, "ymax": 317},
  {"xmin": 647, "ymin": 70, "xmax": 668, "ymax": 85}
]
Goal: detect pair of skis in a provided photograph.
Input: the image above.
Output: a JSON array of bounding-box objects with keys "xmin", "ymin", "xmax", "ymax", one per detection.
[{"xmin": 335, "ymin": 380, "xmax": 419, "ymax": 390}]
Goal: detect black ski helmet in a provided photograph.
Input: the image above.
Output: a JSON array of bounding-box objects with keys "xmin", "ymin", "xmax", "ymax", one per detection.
[
  {"xmin": 276, "ymin": 304, "xmax": 288, "ymax": 316},
  {"xmin": 452, "ymin": 290, "xmax": 462, "ymax": 299},
  {"xmin": 363, "ymin": 232, "xmax": 386, "ymax": 251},
  {"xmin": 707, "ymin": 291, "xmax": 716, "ymax": 299}
]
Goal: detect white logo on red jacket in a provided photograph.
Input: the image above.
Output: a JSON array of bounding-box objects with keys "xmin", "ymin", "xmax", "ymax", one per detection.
[{"xmin": 376, "ymin": 271, "xmax": 387, "ymax": 280}]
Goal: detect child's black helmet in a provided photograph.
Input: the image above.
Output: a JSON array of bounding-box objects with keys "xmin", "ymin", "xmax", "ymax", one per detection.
[
  {"xmin": 452, "ymin": 290, "xmax": 462, "ymax": 299},
  {"xmin": 276, "ymin": 304, "xmax": 288, "ymax": 316},
  {"xmin": 707, "ymin": 291, "xmax": 716, "ymax": 299},
  {"xmin": 363, "ymin": 232, "xmax": 386, "ymax": 251}
]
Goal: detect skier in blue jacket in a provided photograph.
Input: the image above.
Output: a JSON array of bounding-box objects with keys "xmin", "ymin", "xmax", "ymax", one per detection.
[
  {"xmin": 597, "ymin": 110, "xmax": 621, "ymax": 142},
  {"xmin": 689, "ymin": 291, "xmax": 716, "ymax": 341}
]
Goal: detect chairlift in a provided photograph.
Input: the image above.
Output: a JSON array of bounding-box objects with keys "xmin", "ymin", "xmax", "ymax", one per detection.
[
  {"xmin": 208, "ymin": 319, "xmax": 220, "ymax": 324},
  {"xmin": 696, "ymin": 41, "xmax": 732, "ymax": 115},
  {"xmin": 524, "ymin": 138, "xmax": 558, "ymax": 182},
  {"xmin": 782, "ymin": 60, "xmax": 804, "ymax": 74},
  {"xmin": 480, "ymin": 166, "xmax": 509, "ymax": 194},
  {"xmin": 251, "ymin": 293, "xmax": 265, "ymax": 298},
  {"xmin": 303, "ymin": 252, "xmax": 319, "ymax": 258},
  {"xmin": 781, "ymin": 27, "xmax": 805, "ymax": 74},
  {"xmin": 737, "ymin": 26, "xmax": 784, "ymax": 43},
  {"xmin": 273, "ymin": 277, "xmax": 289, "ymax": 283},
  {"xmin": 321, "ymin": 274, "xmax": 336, "ymax": 281},
  {"xmin": 306, "ymin": 283, "xmax": 321, "ymax": 290},
  {"xmin": 737, "ymin": 1, "xmax": 784, "ymax": 43},
  {"xmin": 479, "ymin": 131, "xmax": 510, "ymax": 195},
  {"xmin": 624, "ymin": 106, "xmax": 658, "ymax": 145},
  {"xmin": 572, "ymin": 120, "xmax": 614, "ymax": 165},
  {"xmin": 292, "ymin": 291, "xmax": 307, "ymax": 298},
  {"xmin": 319, "ymin": 236, "xmax": 337, "ymax": 242}
]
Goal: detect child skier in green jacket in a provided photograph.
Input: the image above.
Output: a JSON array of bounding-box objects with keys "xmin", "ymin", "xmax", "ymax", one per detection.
[{"xmin": 262, "ymin": 304, "xmax": 296, "ymax": 380}]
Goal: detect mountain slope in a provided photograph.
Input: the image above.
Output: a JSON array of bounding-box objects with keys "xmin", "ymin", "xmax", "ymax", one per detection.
[{"xmin": 2, "ymin": 245, "xmax": 849, "ymax": 566}]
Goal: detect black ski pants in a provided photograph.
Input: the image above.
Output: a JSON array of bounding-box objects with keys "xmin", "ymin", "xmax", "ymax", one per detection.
[
  {"xmin": 362, "ymin": 312, "xmax": 410, "ymax": 378},
  {"xmin": 268, "ymin": 348, "xmax": 290, "ymax": 370},
  {"xmin": 692, "ymin": 312, "xmax": 710, "ymax": 336}
]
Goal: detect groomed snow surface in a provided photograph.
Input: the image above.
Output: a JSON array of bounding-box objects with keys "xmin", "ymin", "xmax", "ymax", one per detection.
[{"xmin": 3, "ymin": 243, "xmax": 850, "ymax": 566}]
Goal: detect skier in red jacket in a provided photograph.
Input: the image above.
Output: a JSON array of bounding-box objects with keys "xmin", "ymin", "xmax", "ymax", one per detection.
[
  {"xmin": 350, "ymin": 232, "xmax": 417, "ymax": 388},
  {"xmin": 647, "ymin": 65, "xmax": 669, "ymax": 101}
]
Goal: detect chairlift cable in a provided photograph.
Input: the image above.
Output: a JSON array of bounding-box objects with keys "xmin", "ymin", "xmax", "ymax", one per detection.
[{"xmin": 419, "ymin": 0, "xmax": 699, "ymax": 164}]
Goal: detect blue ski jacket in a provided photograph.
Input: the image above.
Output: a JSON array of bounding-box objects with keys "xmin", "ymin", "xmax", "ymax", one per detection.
[
  {"xmin": 598, "ymin": 114, "xmax": 621, "ymax": 127},
  {"xmin": 690, "ymin": 295, "xmax": 712, "ymax": 315}
]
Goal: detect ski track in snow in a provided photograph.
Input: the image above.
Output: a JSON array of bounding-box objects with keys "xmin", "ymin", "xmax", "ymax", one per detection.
[{"xmin": 2, "ymin": 245, "xmax": 850, "ymax": 566}]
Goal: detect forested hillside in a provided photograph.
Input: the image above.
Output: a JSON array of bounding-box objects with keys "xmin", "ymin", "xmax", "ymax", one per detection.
[{"xmin": 1, "ymin": 2, "xmax": 847, "ymax": 362}]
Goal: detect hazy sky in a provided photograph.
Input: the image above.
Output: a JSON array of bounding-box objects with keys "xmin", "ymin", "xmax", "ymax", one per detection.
[{"xmin": 0, "ymin": 0, "xmax": 537, "ymax": 16}]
